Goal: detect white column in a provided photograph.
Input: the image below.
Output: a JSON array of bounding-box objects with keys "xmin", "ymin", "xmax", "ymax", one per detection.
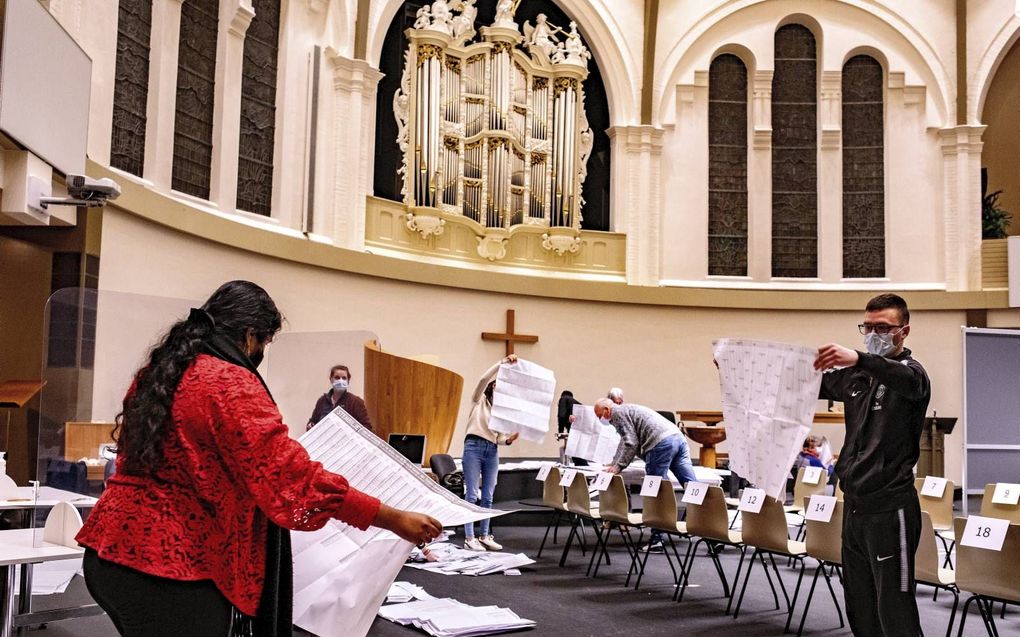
[
  {"xmin": 818, "ymin": 70, "xmax": 842, "ymax": 282},
  {"xmin": 607, "ymin": 125, "xmax": 665, "ymax": 286},
  {"xmin": 209, "ymin": 0, "xmax": 255, "ymax": 210},
  {"xmin": 939, "ymin": 125, "xmax": 986, "ymax": 291},
  {"xmin": 749, "ymin": 70, "xmax": 773, "ymax": 281},
  {"xmin": 143, "ymin": 0, "xmax": 185, "ymax": 189},
  {"xmin": 328, "ymin": 52, "xmax": 384, "ymax": 249},
  {"xmin": 664, "ymin": 75, "xmax": 707, "ymax": 281}
]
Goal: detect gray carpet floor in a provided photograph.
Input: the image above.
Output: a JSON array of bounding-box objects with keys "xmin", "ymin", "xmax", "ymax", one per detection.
[{"xmin": 17, "ymin": 520, "xmax": 1002, "ymax": 636}]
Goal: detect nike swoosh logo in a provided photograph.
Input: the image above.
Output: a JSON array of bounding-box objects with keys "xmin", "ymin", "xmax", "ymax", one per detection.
[
  {"xmin": 851, "ymin": 391, "xmax": 862, "ymax": 398},
  {"xmin": 876, "ymin": 555, "xmax": 894, "ymax": 562}
]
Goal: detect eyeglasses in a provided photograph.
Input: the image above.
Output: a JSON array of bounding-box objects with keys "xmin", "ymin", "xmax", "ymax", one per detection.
[{"xmin": 858, "ymin": 323, "xmax": 905, "ymax": 335}]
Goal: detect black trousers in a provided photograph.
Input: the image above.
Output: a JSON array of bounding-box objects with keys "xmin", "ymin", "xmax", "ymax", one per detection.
[
  {"xmin": 83, "ymin": 549, "xmax": 233, "ymax": 637},
  {"xmin": 841, "ymin": 497, "xmax": 922, "ymax": 636}
]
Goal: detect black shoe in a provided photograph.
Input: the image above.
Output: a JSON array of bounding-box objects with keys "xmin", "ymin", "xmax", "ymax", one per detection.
[{"xmin": 641, "ymin": 541, "xmax": 664, "ymax": 553}]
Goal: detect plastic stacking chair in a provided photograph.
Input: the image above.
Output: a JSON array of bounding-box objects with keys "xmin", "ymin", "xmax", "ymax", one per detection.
[
  {"xmin": 979, "ymin": 483, "xmax": 1020, "ymax": 523},
  {"xmin": 559, "ymin": 471, "xmax": 603, "ymax": 570},
  {"xmin": 915, "ymin": 511, "xmax": 959, "ymax": 637},
  {"xmin": 677, "ymin": 485, "xmax": 747, "ymax": 609},
  {"xmin": 790, "ymin": 499, "xmax": 845, "ymax": 636},
  {"xmin": 732, "ymin": 495, "xmax": 806, "ymax": 621},
  {"xmin": 590, "ymin": 475, "xmax": 644, "ymax": 580},
  {"xmin": 953, "ymin": 516, "xmax": 1020, "ymax": 636},
  {"xmin": 536, "ymin": 467, "xmax": 568, "ymax": 558},
  {"xmin": 630, "ymin": 478, "xmax": 688, "ymax": 590},
  {"xmin": 917, "ymin": 477, "xmax": 957, "ymax": 568}
]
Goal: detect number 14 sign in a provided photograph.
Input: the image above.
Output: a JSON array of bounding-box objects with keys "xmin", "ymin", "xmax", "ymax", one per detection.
[{"xmin": 804, "ymin": 495, "xmax": 838, "ymax": 523}]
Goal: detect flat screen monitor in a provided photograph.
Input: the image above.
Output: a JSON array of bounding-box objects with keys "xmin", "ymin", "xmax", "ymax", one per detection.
[{"xmin": 388, "ymin": 433, "xmax": 426, "ymax": 466}]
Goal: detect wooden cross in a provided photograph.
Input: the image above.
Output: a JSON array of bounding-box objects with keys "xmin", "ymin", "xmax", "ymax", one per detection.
[{"xmin": 481, "ymin": 309, "xmax": 538, "ymax": 356}]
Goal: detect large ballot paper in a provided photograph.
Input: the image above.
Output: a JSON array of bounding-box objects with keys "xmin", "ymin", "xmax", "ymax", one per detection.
[
  {"xmin": 713, "ymin": 338, "xmax": 823, "ymax": 501},
  {"xmin": 292, "ymin": 408, "xmax": 508, "ymax": 637},
  {"xmin": 564, "ymin": 404, "xmax": 621, "ymax": 465},
  {"xmin": 488, "ymin": 358, "xmax": 556, "ymax": 443}
]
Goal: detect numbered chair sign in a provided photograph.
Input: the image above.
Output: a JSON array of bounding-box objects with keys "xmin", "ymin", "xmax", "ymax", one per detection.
[
  {"xmin": 920, "ymin": 476, "xmax": 947, "ymax": 498},
  {"xmin": 640, "ymin": 475, "xmax": 663, "ymax": 498},
  {"xmin": 558, "ymin": 469, "xmax": 577, "ymax": 487},
  {"xmin": 681, "ymin": 481, "xmax": 709, "ymax": 506},
  {"xmin": 804, "ymin": 495, "xmax": 838, "ymax": 523},
  {"xmin": 960, "ymin": 515, "xmax": 1010, "ymax": 552},
  {"xmin": 535, "ymin": 464, "xmax": 552, "ymax": 481},
  {"xmin": 738, "ymin": 487, "xmax": 767, "ymax": 514},
  {"xmin": 593, "ymin": 472, "xmax": 614, "ymax": 492},
  {"xmin": 991, "ymin": 483, "xmax": 1020, "ymax": 506},
  {"xmin": 801, "ymin": 467, "xmax": 823, "ymax": 485}
]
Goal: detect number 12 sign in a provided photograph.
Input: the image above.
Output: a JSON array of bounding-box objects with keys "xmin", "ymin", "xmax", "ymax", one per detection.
[{"xmin": 738, "ymin": 487, "xmax": 766, "ymax": 514}]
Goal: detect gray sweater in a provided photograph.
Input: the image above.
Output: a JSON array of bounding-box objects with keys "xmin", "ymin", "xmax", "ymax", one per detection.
[{"xmin": 608, "ymin": 404, "xmax": 679, "ymax": 470}]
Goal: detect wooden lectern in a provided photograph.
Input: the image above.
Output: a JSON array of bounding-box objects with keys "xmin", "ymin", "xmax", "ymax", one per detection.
[
  {"xmin": 0, "ymin": 380, "xmax": 46, "ymax": 481},
  {"xmin": 918, "ymin": 416, "xmax": 956, "ymax": 478},
  {"xmin": 362, "ymin": 341, "xmax": 464, "ymax": 466}
]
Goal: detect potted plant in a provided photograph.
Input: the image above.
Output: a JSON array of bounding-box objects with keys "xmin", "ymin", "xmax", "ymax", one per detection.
[{"xmin": 981, "ymin": 168, "xmax": 1012, "ymax": 239}]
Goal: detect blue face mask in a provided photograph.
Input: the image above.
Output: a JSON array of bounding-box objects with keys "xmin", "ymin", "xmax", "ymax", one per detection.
[
  {"xmin": 332, "ymin": 379, "xmax": 348, "ymax": 392},
  {"xmin": 864, "ymin": 332, "xmax": 896, "ymax": 357}
]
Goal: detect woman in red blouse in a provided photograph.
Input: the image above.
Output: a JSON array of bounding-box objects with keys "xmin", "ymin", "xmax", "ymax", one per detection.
[{"xmin": 77, "ymin": 281, "xmax": 440, "ymax": 636}]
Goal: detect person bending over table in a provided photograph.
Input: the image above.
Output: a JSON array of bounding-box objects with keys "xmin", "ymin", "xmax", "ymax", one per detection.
[
  {"xmin": 596, "ymin": 398, "xmax": 697, "ymax": 551},
  {"xmin": 76, "ymin": 280, "xmax": 440, "ymax": 637}
]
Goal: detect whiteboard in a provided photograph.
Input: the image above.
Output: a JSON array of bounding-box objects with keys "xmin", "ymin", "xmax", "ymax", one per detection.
[{"xmin": 962, "ymin": 328, "xmax": 1020, "ymax": 514}]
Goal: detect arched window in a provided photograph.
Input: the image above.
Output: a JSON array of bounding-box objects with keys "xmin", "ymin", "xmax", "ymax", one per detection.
[
  {"xmin": 236, "ymin": 0, "xmax": 281, "ymax": 216},
  {"xmin": 708, "ymin": 54, "xmax": 748, "ymax": 276},
  {"xmin": 171, "ymin": 0, "xmax": 219, "ymax": 199},
  {"xmin": 842, "ymin": 55, "xmax": 885, "ymax": 278},
  {"xmin": 772, "ymin": 24, "xmax": 817, "ymax": 278},
  {"xmin": 110, "ymin": 0, "xmax": 152, "ymax": 177}
]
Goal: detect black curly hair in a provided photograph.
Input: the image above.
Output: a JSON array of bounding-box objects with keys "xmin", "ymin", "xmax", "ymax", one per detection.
[{"xmin": 113, "ymin": 281, "xmax": 282, "ymax": 474}]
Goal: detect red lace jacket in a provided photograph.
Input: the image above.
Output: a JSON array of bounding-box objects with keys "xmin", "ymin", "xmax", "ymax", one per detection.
[{"xmin": 76, "ymin": 354, "xmax": 381, "ymax": 615}]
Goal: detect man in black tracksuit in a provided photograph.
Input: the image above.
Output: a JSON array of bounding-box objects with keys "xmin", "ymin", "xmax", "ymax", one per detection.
[{"xmin": 814, "ymin": 293, "xmax": 931, "ymax": 636}]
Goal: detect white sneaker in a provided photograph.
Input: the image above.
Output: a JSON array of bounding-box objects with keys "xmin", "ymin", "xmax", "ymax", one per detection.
[
  {"xmin": 478, "ymin": 535, "xmax": 503, "ymax": 551},
  {"xmin": 464, "ymin": 537, "xmax": 486, "ymax": 551}
]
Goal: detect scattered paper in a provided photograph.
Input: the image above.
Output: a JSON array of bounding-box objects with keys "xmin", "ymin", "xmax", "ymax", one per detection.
[
  {"xmin": 713, "ymin": 339, "xmax": 823, "ymax": 501},
  {"xmin": 404, "ymin": 542, "xmax": 535, "ymax": 576},
  {"xmin": 292, "ymin": 408, "xmax": 509, "ymax": 637},
  {"xmin": 378, "ymin": 597, "xmax": 535, "ymax": 636},
  {"xmin": 488, "ymin": 359, "xmax": 556, "ymax": 443},
  {"xmin": 387, "ymin": 581, "xmax": 436, "ymax": 603},
  {"xmin": 564, "ymin": 404, "xmax": 621, "ymax": 465}
]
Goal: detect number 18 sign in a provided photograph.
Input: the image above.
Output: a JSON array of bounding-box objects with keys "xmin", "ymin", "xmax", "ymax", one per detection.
[{"xmin": 960, "ymin": 515, "xmax": 1010, "ymax": 552}]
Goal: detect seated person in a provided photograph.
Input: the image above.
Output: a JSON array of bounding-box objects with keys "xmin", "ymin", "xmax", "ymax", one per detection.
[
  {"xmin": 307, "ymin": 364, "xmax": 373, "ymax": 431},
  {"xmin": 794, "ymin": 435, "xmax": 834, "ymax": 475}
]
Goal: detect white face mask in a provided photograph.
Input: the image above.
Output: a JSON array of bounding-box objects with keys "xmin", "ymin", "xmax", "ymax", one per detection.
[
  {"xmin": 864, "ymin": 332, "xmax": 896, "ymax": 357},
  {"xmin": 332, "ymin": 378, "xmax": 348, "ymax": 392}
]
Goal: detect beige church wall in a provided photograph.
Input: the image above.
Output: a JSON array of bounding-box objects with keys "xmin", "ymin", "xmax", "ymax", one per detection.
[
  {"xmin": 968, "ymin": 0, "xmax": 1020, "ymax": 123},
  {"xmin": 91, "ymin": 204, "xmax": 988, "ymax": 486},
  {"xmin": 657, "ymin": 0, "xmax": 950, "ymax": 285},
  {"xmin": 980, "ymin": 38, "xmax": 1020, "ymax": 237}
]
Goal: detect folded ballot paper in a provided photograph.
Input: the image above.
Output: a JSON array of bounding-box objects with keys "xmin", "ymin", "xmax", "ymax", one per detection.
[
  {"xmin": 564, "ymin": 404, "xmax": 621, "ymax": 465},
  {"xmin": 406, "ymin": 542, "xmax": 535, "ymax": 576},
  {"xmin": 378, "ymin": 597, "xmax": 535, "ymax": 637},
  {"xmin": 713, "ymin": 338, "xmax": 823, "ymax": 501},
  {"xmin": 292, "ymin": 408, "xmax": 509, "ymax": 637},
  {"xmin": 488, "ymin": 359, "xmax": 556, "ymax": 443}
]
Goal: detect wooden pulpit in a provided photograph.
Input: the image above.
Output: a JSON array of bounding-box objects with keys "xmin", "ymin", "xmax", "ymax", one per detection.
[{"xmin": 362, "ymin": 341, "xmax": 464, "ymax": 465}]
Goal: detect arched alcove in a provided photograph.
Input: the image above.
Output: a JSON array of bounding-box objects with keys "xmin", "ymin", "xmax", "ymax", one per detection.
[
  {"xmin": 371, "ymin": 1, "xmax": 614, "ymax": 231},
  {"xmin": 980, "ymin": 37, "xmax": 1020, "ymax": 236}
]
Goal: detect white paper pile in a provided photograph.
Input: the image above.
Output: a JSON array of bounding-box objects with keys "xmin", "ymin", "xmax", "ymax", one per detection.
[
  {"xmin": 713, "ymin": 338, "xmax": 823, "ymax": 501},
  {"xmin": 378, "ymin": 598, "xmax": 535, "ymax": 636},
  {"xmin": 564, "ymin": 404, "xmax": 621, "ymax": 464},
  {"xmin": 14, "ymin": 558, "xmax": 82, "ymax": 595},
  {"xmin": 292, "ymin": 409, "xmax": 510, "ymax": 637},
  {"xmin": 405, "ymin": 542, "xmax": 535, "ymax": 576},
  {"xmin": 488, "ymin": 359, "xmax": 556, "ymax": 443},
  {"xmin": 386, "ymin": 581, "xmax": 435, "ymax": 603}
]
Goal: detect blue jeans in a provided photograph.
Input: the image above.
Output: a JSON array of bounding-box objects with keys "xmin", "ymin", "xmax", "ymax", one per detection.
[
  {"xmin": 643, "ymin": 434, "xmax": 697, "ymax": 543},
  {"xmin": 462, "ymin": 435, "xmax": 499, "ymax": 538}
]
